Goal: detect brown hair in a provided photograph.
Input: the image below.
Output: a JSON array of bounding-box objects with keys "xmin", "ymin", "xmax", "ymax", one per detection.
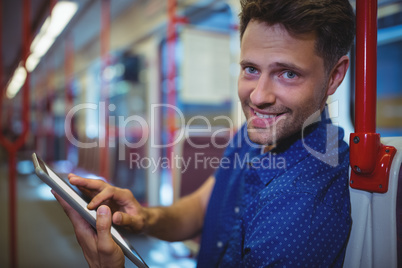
[{"xmin": 239, "ymin": 0, "xmax": 355, "ymax": 72}]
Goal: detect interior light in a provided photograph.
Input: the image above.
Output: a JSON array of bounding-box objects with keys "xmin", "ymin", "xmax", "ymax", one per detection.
[
  {"xmin": 47, "ymin": 2, "xmax": 78, "ymax": 37},
  {"xmin": 6, "ymin": 1, "xmax": 78, "ymax": 98},
  {"xmin": 6, "ymin": 64, "xmax": 27, "ymax": 99},
  {"xmin": 30, "ymin": 18, "xmax": 50, "ymax": 52},
  {"xmin": 32, "ymin": 34, "xmax": 54, "ymax": 58},
  {"xmin": 28, "ymin": 1, "xmax": 78, "ymax": 72},
  {"xmin": 26, "ymin": 54, "xmax": 40, "ymax": 72}
]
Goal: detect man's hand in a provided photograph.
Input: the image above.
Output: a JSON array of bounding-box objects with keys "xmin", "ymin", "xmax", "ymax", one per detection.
[
  {"xmin": 53, "ymin": 191, "xmax": 125, "ymax": 268},
  {"xmin": 68, "ymin": 173, "xmax": 148, "ymax": 233},
  {"xmin": 55, "ymin": 173, "xmax": 214, "ymax": 262}
]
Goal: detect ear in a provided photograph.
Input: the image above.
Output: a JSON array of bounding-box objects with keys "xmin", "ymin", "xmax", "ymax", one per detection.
[{"xmin": 326, "ymin": 55, "xmax": 350, "ymax": 96}]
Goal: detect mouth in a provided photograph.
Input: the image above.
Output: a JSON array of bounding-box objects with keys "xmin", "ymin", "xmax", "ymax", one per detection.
[
  {"xmin": 254, "ymin": 110, "xmax": 278, "ymax": 119},
  {"xmin": 252, "ymin": 108, "xmax": 285, "ymax": 119},
  {"xmin": 249, "ymin": 107, "xmax": 287, "ymax": 128}
]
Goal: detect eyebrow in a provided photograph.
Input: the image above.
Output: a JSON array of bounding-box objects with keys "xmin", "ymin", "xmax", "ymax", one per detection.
[
  {"xmin": 270, "ymin": 62, "xmax": 304, "ymax": 72},
  {"xmin": 239, "ymin": 60, "xmax": 304, "ymax": 73},
  {"xmin": 239, "ymin": 60, "xmax": 256, "ymax": 67}
]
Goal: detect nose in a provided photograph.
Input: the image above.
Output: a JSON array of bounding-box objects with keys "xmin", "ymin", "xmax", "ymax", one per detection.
[{"xmin": 249, "ymin": 75, "xmax": 276, "ymax": 107}]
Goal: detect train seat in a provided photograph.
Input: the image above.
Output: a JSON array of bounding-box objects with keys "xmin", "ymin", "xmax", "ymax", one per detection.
[{"xmin": 344, "ymin": 137, "xmax": 402, "ymax": 268}]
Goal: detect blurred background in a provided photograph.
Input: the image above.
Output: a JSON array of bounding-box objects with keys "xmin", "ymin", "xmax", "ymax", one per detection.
[{"xmin": 0, "ymin": 0, "xmax": 401, "ymax": 267}]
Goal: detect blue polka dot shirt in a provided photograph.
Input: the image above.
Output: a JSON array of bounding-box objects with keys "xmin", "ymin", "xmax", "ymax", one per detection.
[{"xmin": 197, "ymin": 111, "xmax": 351, "ymax": 267}]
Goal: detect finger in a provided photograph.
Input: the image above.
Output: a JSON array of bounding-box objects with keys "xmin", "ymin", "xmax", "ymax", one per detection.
[
  {"xmin": 66, "ymin": 174, "xmax": 98, "ymax": 200},
  {"xmin": 69, "ymin": 175, "xmax": 107, "ymax": 192},
  {"xmin": 68, "ymin": 176, "xmax": 108, "ymax": 207},
  {"xmin": 112, "ymin": 211, "xmax": 145, "ymax": 233},
  {"xmin": 53, "ymin": 190, "xmax": 81, "ymax": 221},
  {"xmin": 87, "ymin": 186, "xmax": 119, "ymax": 210},
  {"xmin": 76, "ymin": 185, "xmax": 95, "ymax": 199},
  {"xmin": 96, "ymin": 205, "xmax": 117, "ymax": 253},
  {"xmin": 67, "ymin": 173, "xmax": 77, "ymax": 179},
  {"xmin": 52, "ymin": 190, "xmax": 97, "ymax": 247},
  {"xmin": 52, "ymin": 190, "xmax": 103, "ymax": 267}
]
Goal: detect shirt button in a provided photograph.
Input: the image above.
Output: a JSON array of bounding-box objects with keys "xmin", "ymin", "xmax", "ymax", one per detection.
[
  {"xmin": 234, "ymin": 207, "xmax": 240, "ymax": 214},
  {"xmin": 217, "ymin": 241, "xmax": 223, "ymax": 248}
]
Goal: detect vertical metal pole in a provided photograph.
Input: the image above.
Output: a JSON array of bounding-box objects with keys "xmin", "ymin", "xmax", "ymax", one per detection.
[
  {"xmin": 355, "ymin": 0, "xmax": 377, "ymax": 133},
  {"xmin": 350, "ymin": 0, "xmax": 397, "ymax": 193},
  {"xmin": 167, "ymin": 0, "xmax": 178, "ymax": 204},
  {"xmin": 167, "ymin": 0, "xmax": 177, "ymax": 136},
  {"xmin": 7, "ymin": 1, "xmax": 31, "ymax": 267},
  {"xmin": 9, "ymin": 149, "xmax": 17, "ymax": 268},
  {"xmin": 0, "ymin": 0, "xmax": 2, "ymax": 94},
  {"xmin": 21, "ymin": 0, "xmax": 30, "ymax": 149},
  {"xmin": 100, "ymin": 0, "xmax": 110, "ymax": 179},
  {"xmin": 65, "ymin": 36, "xmax": 74, "ymax": 159},
  {"xmin": 0, "ymin": 0, "xmax": 31, "ymax": 257}
]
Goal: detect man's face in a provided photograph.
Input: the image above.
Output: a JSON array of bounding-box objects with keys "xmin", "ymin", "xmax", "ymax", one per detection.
[{"xmin": 238, "ymin": 21, "xmax": 330, "ymax": 145}]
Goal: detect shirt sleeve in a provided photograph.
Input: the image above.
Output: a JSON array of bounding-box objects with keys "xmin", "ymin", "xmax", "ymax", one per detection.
[{"xmin": 242, "ymin": 192, "xmax": 350, "ymax": 268}]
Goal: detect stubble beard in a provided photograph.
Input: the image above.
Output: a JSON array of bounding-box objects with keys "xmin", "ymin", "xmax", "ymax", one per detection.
[{"xmin": 244, "ymin": 105, "xmax": 320, "ymax": 146}]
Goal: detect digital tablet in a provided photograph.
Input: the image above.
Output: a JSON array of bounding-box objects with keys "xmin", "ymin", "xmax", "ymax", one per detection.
[{"xmin": 32, "ymin": 153, "xmax": 148, "ymax": 268}]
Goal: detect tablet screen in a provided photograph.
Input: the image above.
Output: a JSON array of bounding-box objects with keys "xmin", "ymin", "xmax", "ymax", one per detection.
[
  {"xmin": 32, "ymin": 153, "xmax": 148, "ymax": 268},
  {"xmin": 41, "ymin": 160, "xmax": 97, "ymax": 219}
]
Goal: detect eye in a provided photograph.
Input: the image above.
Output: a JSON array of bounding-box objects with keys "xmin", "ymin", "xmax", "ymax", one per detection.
[
  {"xmin": 245, "ymin": 66, "xmax": 258, "ymax": 74},
  {"xmin": 282, "ymin": 71, "xmax": 297, "ymax": 79}
]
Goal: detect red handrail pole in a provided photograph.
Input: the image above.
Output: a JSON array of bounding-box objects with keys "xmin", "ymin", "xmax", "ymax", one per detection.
[
  {"xmin": 166, "ymin": 0, "xmax": 189, "ymax": 196},
  {"xmin": 350, "ymin": 0, "xmax": 397, "ymax": 193},
  {"xmin": 355, "ymin": 0, "xmax": 377, "ymax": 133},
  {"xmin": 167, "ymin": 0, "xmax": 180, "ymax": 150},
  {"xmin": 0, "ymin": 0, "xmax": 2, "ymax": 95},
  {"xmin": 14, "ymin": 2, "xmax": 31, "ymax": 151},
  {"xmin": 8, "ymin": 149, "xmax": 17, "ymax": 268},
  {"xmin": 65, "ymin": 35, "xmax": 74, "ymax": 160},
  {"xmin": 166, "ymin": 0, "xmax": 177, "ymax": 195},
  {"xmin": 5, "ymin": 0, "xmax": 31, "ymax": 267},
  {"xmin": 100, "ymin": 0, "xmax": 110, "ymax": 179},
  {"xmin": 0, "ymin": 17, "xmax": 31, "ymax": 268},
  {"xmin": 167, "ymin": 0, "xmax": 177, "ymax": 136},
  {"xmin": 166, "ymin": 0, "xmax": 187, "ymax": 147}
]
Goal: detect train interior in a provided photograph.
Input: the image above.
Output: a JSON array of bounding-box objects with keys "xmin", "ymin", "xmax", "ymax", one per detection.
[{"xmin": 1, "ymin": 0, "xmax": 402, "ymax": 267}]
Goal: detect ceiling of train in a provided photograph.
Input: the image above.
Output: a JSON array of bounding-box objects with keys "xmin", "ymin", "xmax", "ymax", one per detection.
[
  {"xmin": 1, "ymin": 0, "xmax": 401, "ymax": 92},
  {"xmin": 1, "ymin": 0, "xmax": 138, "ymax": 90},
  {"xmin": 2, "ymin": 0, "xmax": 47, "ymax": 89}
]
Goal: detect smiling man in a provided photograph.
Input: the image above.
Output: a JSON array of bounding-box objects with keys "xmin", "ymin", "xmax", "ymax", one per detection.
[
  {"xmin": 55, "ymin": 0, "xmax": 355, "ymax": 267},
  {"xmin": 197, "ymin": 1, "xmax": 354, "ymax": 265},
  {"xmin": 239, "ymin": 22, "xmax": 334, "ymax": 146},
  {"xmin": 238, "ymin": 11, "xmax": 352, "ymax": 147}
]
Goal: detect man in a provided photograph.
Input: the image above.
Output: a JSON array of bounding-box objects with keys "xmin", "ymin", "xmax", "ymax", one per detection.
[{"xmin": 55, "ymin": 0, "xmax": 355, "ymax": 266}]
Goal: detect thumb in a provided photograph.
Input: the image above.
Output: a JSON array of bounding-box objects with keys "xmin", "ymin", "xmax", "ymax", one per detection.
[
  {"xmin": 96, "ymin": 205, "xmax": 115, "ymax": 251},
  {"xmin": 96, "ymin": 206, "xmax": 125, "ymax": 267}
]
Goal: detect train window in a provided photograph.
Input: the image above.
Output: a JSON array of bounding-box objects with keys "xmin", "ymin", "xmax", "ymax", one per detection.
[
  {"xmin": 350, "ymin": 0, "xmax": 402, "ymax": 137},
  {"xmin": 377, "ymin": 2, "xmax": 402, "ymax": 136},
  {"xmin": 311, "ymin": 1, "xmax": 402, "ymax": 142},
  {"xmin": 377, "ymin": 40, "xmax": 402, "ymax": 136},
  {"xmin": 158, "ymin": 2, "xmax": 237, "ymax": 205}
]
